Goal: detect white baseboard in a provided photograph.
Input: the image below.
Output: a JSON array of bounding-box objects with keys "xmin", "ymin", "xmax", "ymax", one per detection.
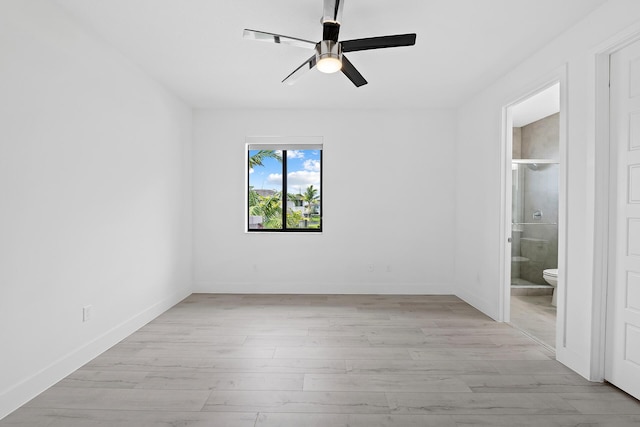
[
  {"xmin": 0, "ymin": 290, "xmax": 191, "ymax": 421},
  {"xmin": 193, "ymin": 281, "xmax": 453, "ymax": 295}
]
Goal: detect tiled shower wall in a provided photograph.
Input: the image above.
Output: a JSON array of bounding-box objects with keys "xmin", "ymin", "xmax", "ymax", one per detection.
[{"xmin": 521, "ymin": 113, "xmax": 560, "ymax": 159}]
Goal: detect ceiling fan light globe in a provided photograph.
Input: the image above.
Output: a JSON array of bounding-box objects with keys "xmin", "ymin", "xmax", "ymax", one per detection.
[
  {"xmin": 316, "ymin": 40, "xmax": 342, "ymax": 74},
  {"xmin": 317, "ymin": 57, "xmax": 342, "ymax": 73}
]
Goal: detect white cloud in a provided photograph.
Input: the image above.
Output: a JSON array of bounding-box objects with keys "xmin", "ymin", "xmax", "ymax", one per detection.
[
  {"xmin": 303, "ymin": 159, "xmax": 320, "ymax": 172},
  {"xmin": 287, "ymin": 171, "xmax": 320, "ymax": 192},
  {"xmin": 249, "ymin": 168, "xmax": 254, "ymax": 174},
  {"xmin": 267, "ymin": 173, "xmax": 282, "ymax": 185},
  {"xmin": 287, "ymin": 150, "xmax": 305, "ymax": 159}
]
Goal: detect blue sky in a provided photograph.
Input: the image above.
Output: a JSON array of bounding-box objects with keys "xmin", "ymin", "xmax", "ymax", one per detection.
[{"xmin": 249, "ymin": 149, "xmax": 321, "ymax": 194}]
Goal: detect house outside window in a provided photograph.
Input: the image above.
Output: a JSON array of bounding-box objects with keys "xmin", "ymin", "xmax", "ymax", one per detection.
[{"xmin": 247, "ymin": 137, "xmax": 322, "ymax": 232}]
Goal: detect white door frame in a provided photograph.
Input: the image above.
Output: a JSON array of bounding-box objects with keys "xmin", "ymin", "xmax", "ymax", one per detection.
[
  {"xmin": 499, "ymin": 67, "xmax": 568, "ymax": 351},
  {"xmin": 591, "ymin": 25, "xmax": 640, "ymax": 382}
]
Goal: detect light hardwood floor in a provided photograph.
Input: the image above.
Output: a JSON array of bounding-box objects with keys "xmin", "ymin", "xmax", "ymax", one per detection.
[{"xmin": 2, "ymin": 294, "xmax": 640, "ymax": 426}]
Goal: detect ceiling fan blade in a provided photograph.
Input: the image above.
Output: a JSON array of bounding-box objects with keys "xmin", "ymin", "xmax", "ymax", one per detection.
[
  {"xmin": 282, "ymin": 55, "xmax": 318, "ymax": 85},
  {"xmin": 341, "ymin": 55, "xmax": 367, "ymax": 87},
  {"xmin": 243, "ymin": 29, "xmax": 316, "ymax": 49},
  {"xmin": 341, "ymin": 34, "xmax": 417, "ymax": 52},
  {"xmin": 322, "ymin": 0, "xmax": 344, "ymax": 24}
]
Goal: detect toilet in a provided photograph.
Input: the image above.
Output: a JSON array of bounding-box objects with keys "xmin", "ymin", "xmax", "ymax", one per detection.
[{"xmin": 543, "ymin": 268, "xmax": 558, "ymax": 307}]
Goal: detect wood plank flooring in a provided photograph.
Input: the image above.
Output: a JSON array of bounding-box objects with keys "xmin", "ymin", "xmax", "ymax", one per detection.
[{"xmin": 2, "ymin": 294, "xmax": 640, "ymax": 426}]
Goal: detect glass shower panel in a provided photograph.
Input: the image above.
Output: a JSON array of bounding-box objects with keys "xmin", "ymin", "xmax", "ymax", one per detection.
[{"xmin": 511, "ymin": 163, "xmax": 559, "ymax": 286}]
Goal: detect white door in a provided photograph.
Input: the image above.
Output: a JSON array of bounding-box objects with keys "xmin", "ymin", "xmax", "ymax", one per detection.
[{"xmin": 606, "ymin": 39, "xmax": 640, "ymax": 400}]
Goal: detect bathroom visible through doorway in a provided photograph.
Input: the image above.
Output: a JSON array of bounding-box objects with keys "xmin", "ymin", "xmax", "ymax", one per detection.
[{"xmin": 502, "ymin": 82, "xmax": 564, "ymax": 351}]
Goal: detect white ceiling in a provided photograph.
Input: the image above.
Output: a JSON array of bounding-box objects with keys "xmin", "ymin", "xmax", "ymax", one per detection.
[
  {"xmin": 512, "ymin": 83, "xmax": 560, "ymax": 127},
  {"xmin": 54, "ymin": 0, "xmax": 608, "ymax": 110}
]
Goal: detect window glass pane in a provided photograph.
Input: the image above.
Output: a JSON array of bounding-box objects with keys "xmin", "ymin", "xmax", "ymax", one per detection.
[
  {"xmin": 248, "ymin": 149, "xmax": 283, "ymax": 230},
  {"xmin": 286, "ymin": 149, "xmax": 321, "ymax": 229}
]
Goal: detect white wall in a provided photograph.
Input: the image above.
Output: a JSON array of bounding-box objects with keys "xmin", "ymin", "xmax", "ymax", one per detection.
[
  {"xmin": 194, "ymin": 109, "xmax": 456, "ymax": 294},
  {"xmin": 455, "ymin": 0, "xmax": 640, "ymax": 378},
  {"xmin": 0, "ymin": 0, "xmax": 193, "ymax": 418}
]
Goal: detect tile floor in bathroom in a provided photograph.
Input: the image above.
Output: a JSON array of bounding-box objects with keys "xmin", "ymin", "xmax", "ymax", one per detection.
[{"xmin": 510, "ymin": 292, "xmax": 556, "ymax": 349}]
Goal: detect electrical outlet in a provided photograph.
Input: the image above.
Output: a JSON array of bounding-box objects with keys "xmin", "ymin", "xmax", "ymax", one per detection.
[{"xmin": 82, "ymin": 305, "xmax": 92, "ymax": 322}]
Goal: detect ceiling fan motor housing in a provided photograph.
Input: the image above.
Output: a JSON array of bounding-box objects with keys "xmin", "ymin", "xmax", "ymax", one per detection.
[
  {"xmin": 322, "ymin": 22, "xmax": 341, "ymax": 42},
  {"xmin": 317, "ymin": 40, "xmax": 341, "ymax": 62}
]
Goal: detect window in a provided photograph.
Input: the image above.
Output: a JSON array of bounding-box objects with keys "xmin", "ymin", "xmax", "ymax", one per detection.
[{"xmin": 247, "ymin": 138, "xmax": 322, "ymax": 232}]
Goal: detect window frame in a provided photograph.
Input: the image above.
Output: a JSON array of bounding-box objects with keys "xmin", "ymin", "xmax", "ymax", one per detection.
[{"xmin": 246, "ymin": 139, "xmax": 323, "ymax": 233}]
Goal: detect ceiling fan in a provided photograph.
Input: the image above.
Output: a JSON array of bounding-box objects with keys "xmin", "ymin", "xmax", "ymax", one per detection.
[{"xmin": 243, "ymin": 0, "xmax": 417, "ymax": 87}]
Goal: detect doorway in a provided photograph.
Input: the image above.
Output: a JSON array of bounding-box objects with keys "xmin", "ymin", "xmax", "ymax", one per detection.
[{"xmin": 502, "ymin": 81, "xmax": 565, "ymax": 351}]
